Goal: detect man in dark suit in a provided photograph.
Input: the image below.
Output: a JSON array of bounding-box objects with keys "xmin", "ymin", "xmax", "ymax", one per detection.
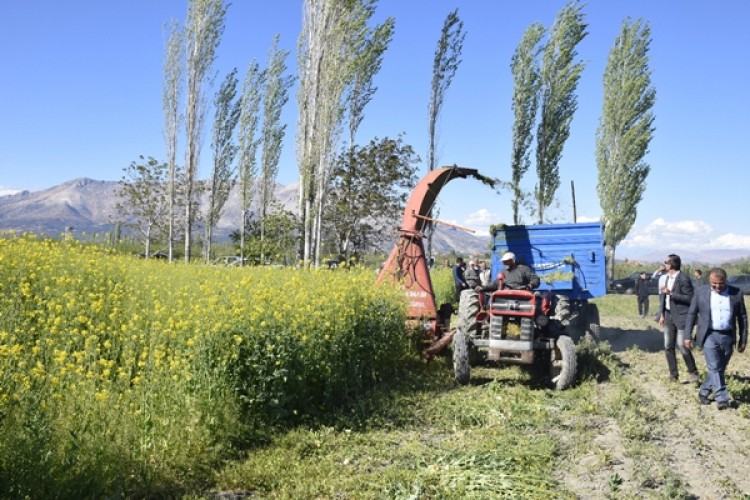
[
  {"xmin": 685, "ymin": 267, "xmax": 748, "ymax": 409},
  {"xmin": 659, "ymin": 254, "xmax": 699, "ymax": 382}
]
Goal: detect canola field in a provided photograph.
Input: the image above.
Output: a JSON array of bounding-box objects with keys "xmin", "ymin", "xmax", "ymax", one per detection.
[{"xmin": 0, "ymin": 235, "xmax": 409, "ymax": 496}]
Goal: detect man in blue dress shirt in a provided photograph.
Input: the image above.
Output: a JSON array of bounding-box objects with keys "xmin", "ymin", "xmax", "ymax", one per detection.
[{"xmin": 685, "ymin": 267, "xmax": 748, "ymax": 410}]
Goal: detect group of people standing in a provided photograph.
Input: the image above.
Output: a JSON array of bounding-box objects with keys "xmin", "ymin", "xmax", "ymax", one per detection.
[
  {"xmin": 452, "ymin": 257, "xmax": 491, "ymax": 300},
  {"xmin": 647, "ymin": 254, "xmax": 747, "ymax": 410},
  {"xmin": 452, "ymin": 252, "xmax": 540, "ymax": 301}
]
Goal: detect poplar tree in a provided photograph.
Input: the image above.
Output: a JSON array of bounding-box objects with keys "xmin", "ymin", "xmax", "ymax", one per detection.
[
  {"xmin": 597, "ymin": 18, "xmax": 656, "ymax": 281},
  {"xmin": 426, "ymin": 9, "xmax": 465, "ymax": 258},
  {"xmin": 204, "ymin": 68, "xmax": 241, "ymax": 262},
  {"xmin": 535, "ymin": 1, "xmax": 587, "ymax": 223},
  {"xmin": 510, "ymin": 23, "xmax": 545, "ymax": 224},
  {"xmin": 345, "ymin": 10, "xmax": 394, "ymax": 150},
  {"xmin": 297, "ymin": 0, "xmax": 388, "ymax": 266},
  {"xmin": 427, "ymin": 9, "xmax": 465, "ymax": 173},
  {"xmin": 259, "ymin": 35, "xmax": 294, "ymax": 263},
  {"xmin": 236, "ymin": 61, "xmax": 263, "ymax": 264},
  {"xmin": 162, "ymin": 19, "xmax": 184, "ymax": 261},
  {"xmin": 183, "ymin": 0, "xmax": 227, "ymax": 262}
]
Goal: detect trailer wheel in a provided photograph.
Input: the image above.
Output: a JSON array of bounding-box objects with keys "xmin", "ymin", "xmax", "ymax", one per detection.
[
  {"xmin": 584, "ymin": 303, "xmax": 600, "ymax": 342},
  {"xmin": 550, "ymin": 335, "xmax": 577, "ymax": 390}
]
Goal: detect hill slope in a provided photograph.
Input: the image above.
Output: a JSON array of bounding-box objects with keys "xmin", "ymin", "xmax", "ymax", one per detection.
[{"xmin": 0, "ymin": 178, "xmax": 489, "ymax": 255}]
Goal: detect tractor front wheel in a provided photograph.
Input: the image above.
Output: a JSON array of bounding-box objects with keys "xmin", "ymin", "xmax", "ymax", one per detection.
[
  {"xmin": 549, "ymin": 335, "xmax": 577, "ymax": 390},
  {"xmin": 453, "ymin": 329, "xmax": 470, "ymax": 385},
  {"xmin": 453, "ymin": 290, "xmax": 479, "ymax": 385}
]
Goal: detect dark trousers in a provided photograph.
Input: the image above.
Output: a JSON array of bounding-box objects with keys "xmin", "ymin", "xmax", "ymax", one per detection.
[
  {"xmin": 663, "ymin": 310, "xmax": 698, "ymax": 379},
  {"xmin": 700, "ymin": 331, "xmax": 734, "ymax": 403},
  {"xmin": 637, "ymin": 295, "xmax": 649, "ymax": 317}
]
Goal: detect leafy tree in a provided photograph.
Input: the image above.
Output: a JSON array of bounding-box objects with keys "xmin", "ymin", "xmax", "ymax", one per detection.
[
  {"xmin": 324, "ymin": 136, "xmax": 420, "ymax": 257},
  {"xmin": 510, "ymin": 23, "xmax": 545, "ymax": 224},
  {"xmin": 204, "ymin": 68, "xmax": 241, "ymax": 262},
  {"xmin": 115, "ymin": 156, "xmax": 168, "ymax": 258},
  {"xmin": 259, "ymin": 35, "xmax": 294, "ymax": 263},
  {"xmin": 162, "ymin": 19, "xmax": 184, "ymax": 262},
  {"xmin": 236, "ymin": 61, "xmax": 263, "ymax": 265},
  {"xmin": 229, "ymin": 208, "xmax": 298, "ymax": 265},
  {"xmin": 183, "ymin": 0, "xmax": 227, "ymax": 262},
  {"xmin": 597, "ymin": 18, "xmax": 656, "ymax": 282},
  {"xmin": 535, "ymin": 1, "xmax": 587, "ymax": 223},
  {"xmin": 426, "ymin": 8, "xmax": 465, "ymax": 259}
]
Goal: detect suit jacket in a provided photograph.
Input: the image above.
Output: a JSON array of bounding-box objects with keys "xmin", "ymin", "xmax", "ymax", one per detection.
[
  {"xmin": 661, "ymin": 271, "xmax": 694, "ymax": 329},
  {"xmin": 685, "ymin": 284, "xmax": 748, "ymax": 348}
]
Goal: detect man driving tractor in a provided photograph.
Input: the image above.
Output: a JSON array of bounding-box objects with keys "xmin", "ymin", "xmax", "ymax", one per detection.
[{"xmin": 476, "ymin": 251, "xmax": 540, "ymax": 292}]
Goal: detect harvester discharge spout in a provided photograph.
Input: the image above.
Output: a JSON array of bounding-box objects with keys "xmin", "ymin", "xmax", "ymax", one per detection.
[{"xmin": 376, "ymin": 165, "xmax": 488, "ymax": 352}]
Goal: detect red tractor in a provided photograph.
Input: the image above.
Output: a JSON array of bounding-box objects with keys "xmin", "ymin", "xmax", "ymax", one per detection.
[{"xmin": 377, "ymin": 166, "xmax": 605, "ymax": 390}]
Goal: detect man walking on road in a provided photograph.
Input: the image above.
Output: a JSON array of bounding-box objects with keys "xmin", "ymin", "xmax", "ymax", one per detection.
[
  {"xmin": 685, "ymin": 267, "xmax": 748, "ymax": 410},
  {"xmin": 659, "ymin": 254, "xmax": 699, "ymax": 383},
  {"xmin": 635, "ymin": 271, "xmax": 651, "ymax": 318}
]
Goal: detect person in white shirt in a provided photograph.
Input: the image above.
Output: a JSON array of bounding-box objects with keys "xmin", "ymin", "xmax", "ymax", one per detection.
[{"xmin": 659, "ymin": 254, "xmax": 699, "ymax": 383}]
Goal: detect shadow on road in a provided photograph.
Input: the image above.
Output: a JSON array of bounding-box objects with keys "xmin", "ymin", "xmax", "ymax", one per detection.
[{"xmin": 599, "ymin": 325, "xmax": 663, "ymax": 353}]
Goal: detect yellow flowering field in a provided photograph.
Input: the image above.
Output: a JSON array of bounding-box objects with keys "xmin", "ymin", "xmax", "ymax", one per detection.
[{"xmin": 0, "ymin": 234, "xmax": 409, "ymax": 496}]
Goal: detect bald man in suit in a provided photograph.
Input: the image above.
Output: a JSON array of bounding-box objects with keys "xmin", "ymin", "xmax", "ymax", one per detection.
[{"xmin": 685, "ymin": 267, "xmax": 748, "ymax": 410}]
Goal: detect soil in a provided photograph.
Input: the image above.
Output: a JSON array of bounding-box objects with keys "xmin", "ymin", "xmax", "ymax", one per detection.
[{"xmin": 559, "ymin": 314, "xmax": 750, "ymax": 499}]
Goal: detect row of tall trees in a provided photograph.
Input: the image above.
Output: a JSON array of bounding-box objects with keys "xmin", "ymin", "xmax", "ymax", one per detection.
[
  {"xmin": 507, "ymin": 1, "xmax": 655, "ymax": 281},
  {"xmin": 296, "ymin": 0, "xmax": 396, "ymax": 266},
  {"xmin": 509, "ymin": 2, "xmax": 587, "ymax": 225},
  {"xmin": 118, "ymin": 0, "xmax": 654, "ymax": 275},
  {"xmin": 119, "ymin": 0, "xmax": 295, "ymax": 264}
]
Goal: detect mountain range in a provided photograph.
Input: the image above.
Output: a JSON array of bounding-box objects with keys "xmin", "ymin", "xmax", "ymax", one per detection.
[
  {"xmin": 0, "ymin": 178, "xmax": 489, "ymax": 255},
  {"xmin": 3, "ymin": 178, "xmax": 747, "ymax": 264}
]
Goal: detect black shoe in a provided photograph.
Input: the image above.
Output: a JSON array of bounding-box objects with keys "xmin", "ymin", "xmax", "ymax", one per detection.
[
  {"xmin": 717, "ymin": 401, "xmax": 730, "ymax": 410},
  {"xmin": 698, "ymin": 394, "xmax": 711, "ymax": 405}
]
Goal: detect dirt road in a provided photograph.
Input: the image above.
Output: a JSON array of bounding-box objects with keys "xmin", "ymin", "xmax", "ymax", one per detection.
[{"xmin": 560, "ymin": 315, "xmax": 750, "ymax": 499}]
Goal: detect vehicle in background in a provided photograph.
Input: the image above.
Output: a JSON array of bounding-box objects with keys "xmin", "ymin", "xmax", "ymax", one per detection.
[
  {"xmin": 212, "ymin": 255, "xmax": 248, "ymax": 266},
  {"xmin": 610, "ymin": 271, "xmax": 659, "ymax": 295},
  {"xmin": 727, "ymin": 274, "xmax": 750, "ymax": 294}
]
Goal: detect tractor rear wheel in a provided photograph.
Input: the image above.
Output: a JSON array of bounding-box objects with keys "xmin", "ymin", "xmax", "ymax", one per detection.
[{"xmin": 549, "ymin": 335, "xmax": 577, "ymax": 390}]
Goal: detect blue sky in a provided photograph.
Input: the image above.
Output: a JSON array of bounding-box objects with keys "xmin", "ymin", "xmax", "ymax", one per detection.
[{"xmin": 1, "ymin": 1, "xmax": 749, "ymax": 259}]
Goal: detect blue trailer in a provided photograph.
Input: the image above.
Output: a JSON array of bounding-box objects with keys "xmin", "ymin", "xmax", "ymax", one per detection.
[
  {"xmin": 490, "ymin": 221, "xmax": 607, "ymax": 300},
  {"xmin": 453, "ymin": 221, "xmax": 606, "ymax": 390}
]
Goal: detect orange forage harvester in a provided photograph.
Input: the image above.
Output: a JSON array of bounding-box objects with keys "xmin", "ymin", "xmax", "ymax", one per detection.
[{"xmin": 376, "ymin": 165, "xmax": 491, "ymax": 359}]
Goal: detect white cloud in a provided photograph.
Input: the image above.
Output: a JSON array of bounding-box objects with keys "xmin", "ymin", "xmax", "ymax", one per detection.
[
  {"xmin": 0, "ymin": 186, "xmax": 21, "ymax": 197},
  {"xmin": 621, "ymin": 218, "xmax": 750, "ymax": 252},
  {"xmin": 576, "ymin": 215, "xmax": 600, "ymax": 223},
  {"xmin": 463, "ymin": 208, "xmax": 500, "ymax": 236},
  {"xmin": 708, "ymin": 233, "xmax": 750, "ymax": 249}
]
